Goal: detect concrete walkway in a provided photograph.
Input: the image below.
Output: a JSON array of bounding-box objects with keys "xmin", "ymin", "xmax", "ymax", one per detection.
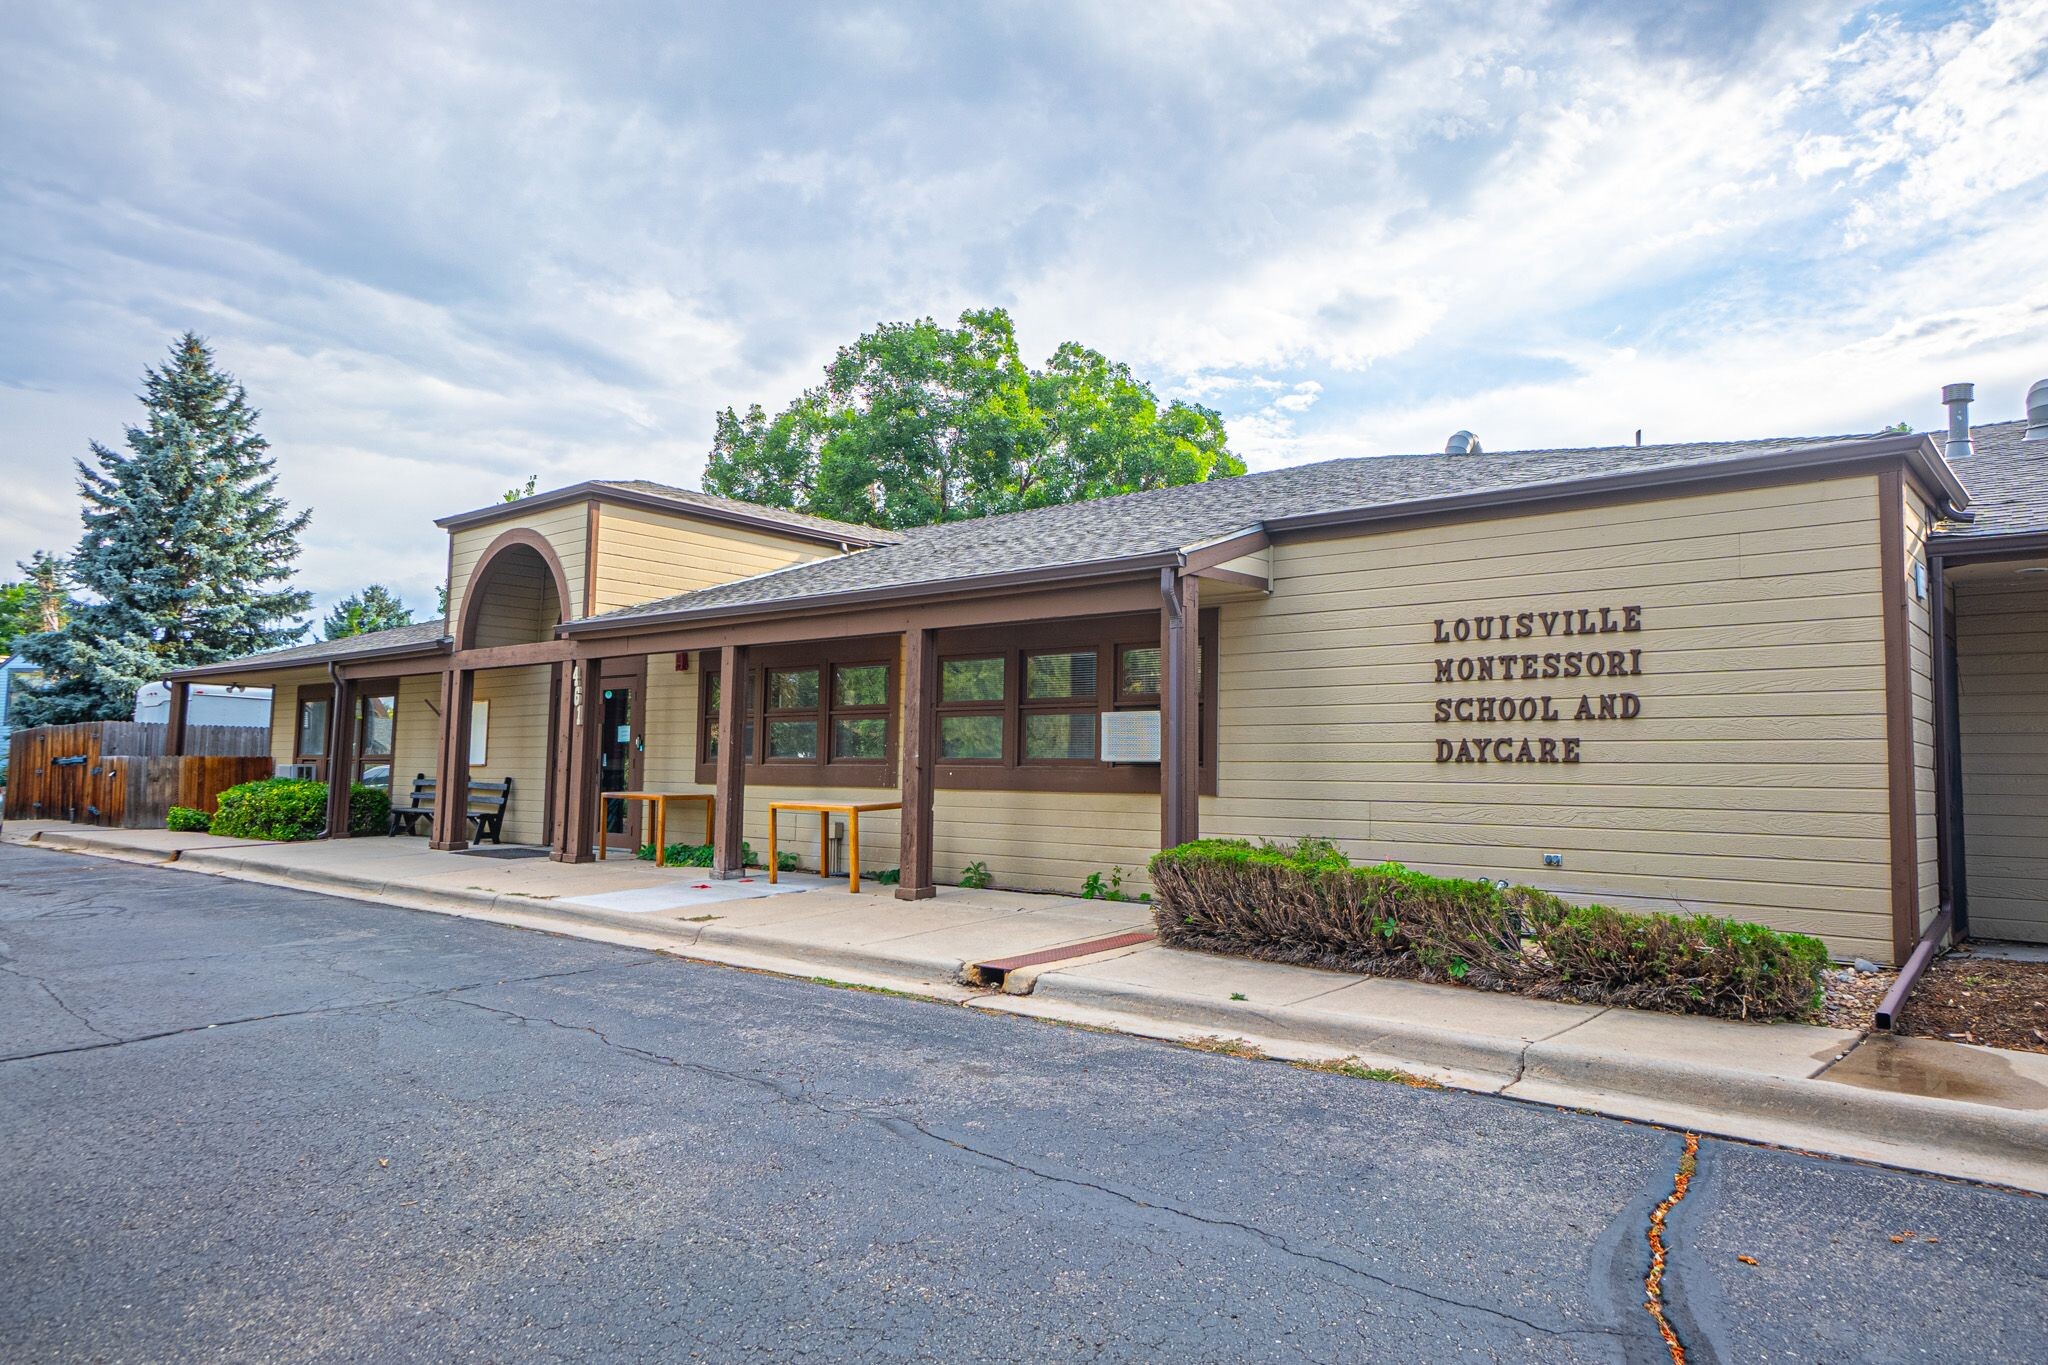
[{"xmin": 8, "ymin": 818, "xmax": 2045, "ymax": 1193}]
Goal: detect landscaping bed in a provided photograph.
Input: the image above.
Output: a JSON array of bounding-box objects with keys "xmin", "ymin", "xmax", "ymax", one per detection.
[{"xmin": 1150, "ymin": 837, "xmax": 1829, "ymax": 1022}]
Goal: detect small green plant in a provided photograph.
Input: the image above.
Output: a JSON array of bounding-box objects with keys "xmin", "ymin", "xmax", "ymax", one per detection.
[
  {"xmin": 633, "ymin": 840, "xmax": 766, "ymax": 868},
  {"xmin": 867, "ymin": 867, "xmax": 901, "ymax": 885},
  {"xmin": 1229, "ymin": 991, "xmax": 1247, "ymax": 1001},
  {"xmin": 777, "ymin": 851, "xmax": 800, "ymax": 873},
  {"xmin": 165, "ymin": 806, "xmax": 211, "ymax": 833},
  {"xmin": 1081, "ymin": 866, "xmax": 1140, "ymax": 902},
  {"xmin": 959, "ymin": 860, "xmax": 993, "ymax": 890}
]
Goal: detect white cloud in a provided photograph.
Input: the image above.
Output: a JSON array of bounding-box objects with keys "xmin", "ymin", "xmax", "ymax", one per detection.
[{"xmin": 1, "ymin": 0, "xmax": 2045, "ymax": 622}]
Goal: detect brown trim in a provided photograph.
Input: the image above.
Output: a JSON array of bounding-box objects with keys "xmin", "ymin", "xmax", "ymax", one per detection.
[
  {"xmin": 433, "ymin": 480, "xmax": 899, "ymax": 549},
  {"xmin": 563, "ymin": 553, "xmax": 1184, "ymax": 640},
  {"xmin": 1878, "ymin": 467, "xmax": 1921, "ymax": 965},
  {"xmin": 1181, "ymin": 526, "xmax": 1268, "ymax": 572},
  {"xmin": 1927, "ymin": 552, "xmax": 1966, "ymax": 936},
  {"xmin": 596, "ymin": 653, "xmax": 650, "ymax": 843},
  {"xmin": 694, "ymin": 636, "xmax": 900, "ymax": 789},
  {"xmin": 463, "ymin": 640, "xmax": 577, "ymax": 671},
  {"xmin": 1930, "ymin": 527, "xmax": 2048, "ymax": 562},
  {"xmin": 927, "ymin": 611, "xmax": 1218, "ymax": 796},
  {"xmin": 174, "ymin": 634, "xmax": 452, "ymax": 682},
  {"xmin": 896, "ymin": 626, "xmax": 937, "ymax": 900},
  {"xmin": 552, "ymin": 658, "xmax": 601, "ymax": 863},
  {"xmin": 1269, "ymin": 434, "xmax": 1958, "ymax": 542},
  {"xmin": 323, "ymin": 667, "xmax": 358, "ymax": 838},
  {"xmin": 164, "ymin": 681, "xmax": 190, "ymax": 757},
  {"xmin": 711, "ymin": 645, "xmax": 748, "ymax": 877},
  {"xmin": 457, "ymin": 527, "xmax": 573, "ymax": 651},
  {"xmin": 1191, "ymin": 565, "xmax": 1269, "ymax": 592},
  {"xmin": 581, "ymin": 498, "xmax": 601, "ymax": 619},
  {"xmin": 292, "ymin": 683, "xmax": 335, "ymax": 778},
  {"xmin": 430, "ymin": 668, "xmax": 475, "ymax": 850},
  {"xmin": 583, "ymin": 580, "xmax": 1167, "ymax": 658},
  {"xmin": 1160, "ymin": 569, "xmax": 1200, "ymax": 847}
]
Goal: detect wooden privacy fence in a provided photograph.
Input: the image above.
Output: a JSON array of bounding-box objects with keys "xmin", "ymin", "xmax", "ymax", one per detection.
[{"xmin": 4, "ymin": 721, "xmax": 272, "ymax": 828}]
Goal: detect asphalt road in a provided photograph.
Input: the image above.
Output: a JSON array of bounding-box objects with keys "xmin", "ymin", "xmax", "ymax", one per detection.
[{"xmin": 2, "ymin": 842, "xmax": 2042, "ymax": 1364}]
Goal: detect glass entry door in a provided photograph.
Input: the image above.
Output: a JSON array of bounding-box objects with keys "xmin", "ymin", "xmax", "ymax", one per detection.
[{"xmin": 599, "ymin": 684, "xmax": 637, "ymax": 839}]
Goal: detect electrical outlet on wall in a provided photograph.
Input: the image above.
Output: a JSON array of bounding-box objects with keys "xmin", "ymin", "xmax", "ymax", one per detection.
[{"xmin": 1542, "ymin": 853, "xmax": 1563, "ymax": 868}]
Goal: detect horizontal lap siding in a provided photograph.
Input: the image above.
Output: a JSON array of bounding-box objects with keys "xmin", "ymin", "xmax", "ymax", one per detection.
[
  {"xmin": 390, "ymin": 675, "xmax": 442, "ymax": 795},
  {"xmin": 1207, "ymin": 474, "xmax": 1898, "ymax": 963},
  {"xmin": 1955, "ymin": 575, "xmax": 2048, "ymax": 944},
  {"xmin": 590, "ymin": 505, "xmax": 839, "ymax": 615},
  {"xmin": 446, "ymin": 503, "xmax": 589, "ymax": 627},
  {"xmin": 263, "ymin": 668, "xmax": 332, "ymax": 769},
  {"xmin": 469, "ymin": 665, "xmax": 552, "ymax": 846},
  {"xmin": 1903, "ymin": 487, "xmax": 1940, "ymax": 935}
]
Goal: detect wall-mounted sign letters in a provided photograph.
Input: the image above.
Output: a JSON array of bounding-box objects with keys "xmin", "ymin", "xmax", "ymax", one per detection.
[{"xmin": 1431, "ymin": 605, "xmax": 1645, "ymax": 765}]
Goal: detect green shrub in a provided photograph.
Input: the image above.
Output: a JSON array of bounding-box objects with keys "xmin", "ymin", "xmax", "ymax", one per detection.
[
  {"xmin": 1148, "ymin": 840, "xmax": 1827, "ymax": 1022},
  {"xmin": 346, "ymin": 783, "xmax": 390, "ymax": 837},
  {"xmin": 959, "ymin": 860, "xmax": 993, "ymax": 890},
  {"xmin": 165, "ymin": 806, "xmax": 211, "ymax": 833},
  {"xmin": 208, "ymin": 779, "xmax": 388, "ymax": 842},
  {"xmin": 1536, "ymin": 900, "xmax": 1828, "ymax": 1020}
]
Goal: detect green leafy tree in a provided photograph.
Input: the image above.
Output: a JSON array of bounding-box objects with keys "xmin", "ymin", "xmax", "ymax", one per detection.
[
  {"xmin": 12, "ymin": 333, "xmax": 311, "ymax": 725},
  {"xmin": 321, "ymin": 584, "xmax": 414, "ymax": 640},
  {"xmin": 704, "ymin": 309, "xmax": 1240, "ymax": 529},
  {"xmin": 503, "ymin": 475, "xmax": 538, "ymax": 502},
  {"xmin": 0, "ymin": 552, "xmax": 70, "ymax": 650}
]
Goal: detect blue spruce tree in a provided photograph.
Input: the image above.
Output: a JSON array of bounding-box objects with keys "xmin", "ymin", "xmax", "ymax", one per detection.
[{"xmin": 13, "ymin": 334, "xmax": 311, "ymax": 725}]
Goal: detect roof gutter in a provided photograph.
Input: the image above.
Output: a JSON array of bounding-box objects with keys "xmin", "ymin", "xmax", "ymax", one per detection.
[
  {"xmin": 168, "ymin": 633, "xmax": 455, "ymax": 682},
  {"xmin": 560, "ymin": 548, "xmax": 1187, "ymax": 639},
  {"xmin": 1263, "ymin": 432, "xmax": 1961, "ymax": 539}
]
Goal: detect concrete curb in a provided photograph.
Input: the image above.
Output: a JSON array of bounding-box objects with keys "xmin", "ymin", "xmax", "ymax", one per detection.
[
  {"xmin": 1026, "ymin": 968, "xmax": 1537, "ymax": 1081},
  {"xmin": 1021, "ymin": 962, "xmax": 2048, "ymax": 1191}
]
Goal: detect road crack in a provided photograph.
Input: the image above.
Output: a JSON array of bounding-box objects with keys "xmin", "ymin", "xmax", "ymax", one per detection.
[
  {"xmin": 0, "ymin": 959, "xmax": 652, "ymax": 1064},
  {"xmin": 438, "ymin": 993, "xmax": 1628, "ymax": 1344},
  {"xmin": 0, "ymin": 960, "xmax": 119, "ymax": 1042},
  {"xmin": 1644, "ymin": 1132, "xmax": 1699, "ymax": 1364}
]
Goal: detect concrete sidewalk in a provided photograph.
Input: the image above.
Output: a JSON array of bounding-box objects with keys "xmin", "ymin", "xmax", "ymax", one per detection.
[{"xmin": 8, "ymin": 818, "xmax": 2045, "ymax": 1193}]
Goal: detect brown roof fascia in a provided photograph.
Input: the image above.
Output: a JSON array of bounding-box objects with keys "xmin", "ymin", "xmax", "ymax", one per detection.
[
  {"xmin": 559, "ymin": 547, "xmax": 1186, "ymax": 639},
  {"xmin": 170, "ymin": 634, "xmax": 454, "ymax": 682},
  {"xmin": 434, "ymin": 481, "xmax": 898, "ymax": 549},
  {"xmin": 1929, "ymin": 527, "xmax": 2048, "ymax": 561},
  {"xmin": 1263, "ymin": 433, "xmax": 1960, "ymax": 542}
]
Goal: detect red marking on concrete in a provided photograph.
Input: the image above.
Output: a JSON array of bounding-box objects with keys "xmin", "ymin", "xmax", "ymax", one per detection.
[{"xmin": 976, "ymin": 931, "xmax": 1154, "ymax": 975}]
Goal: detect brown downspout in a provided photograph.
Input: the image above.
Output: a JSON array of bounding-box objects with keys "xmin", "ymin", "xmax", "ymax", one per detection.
[{"xmin": 1877, "ymin": 907, "xmax": 1952, "ymax": 1031}]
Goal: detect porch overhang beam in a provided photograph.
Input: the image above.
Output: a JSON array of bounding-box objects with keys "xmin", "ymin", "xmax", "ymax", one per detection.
[{"xmin": 564, "ymin": 578, "xmax": 1166, "ymax": 658}]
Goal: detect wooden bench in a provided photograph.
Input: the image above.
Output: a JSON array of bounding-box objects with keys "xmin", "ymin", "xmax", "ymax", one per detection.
[
  {"xmin": 387, "ymin": 772, "xmax": 514, "ymax": 844},
  {"xmin": 765, "ymin": 800, "xmax": 901, "ymax": 893}
]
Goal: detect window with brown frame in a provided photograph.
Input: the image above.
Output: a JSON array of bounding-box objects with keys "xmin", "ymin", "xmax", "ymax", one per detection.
[
  {"xmin": 929, "ymin": 610, "xmax": 1217, "ymax": 794},
  {"xmin": 294, "ymin": 685, "xmax": 333, "ymax": 775},
  {"xmin": 696, "ymin": 637, "xmax": 897, "ymax": 787}
]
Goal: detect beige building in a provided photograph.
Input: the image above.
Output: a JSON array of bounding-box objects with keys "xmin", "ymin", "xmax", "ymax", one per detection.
[{"xmin": 170, "ymin": 392, "xmax": 2048, "ymax": 968}]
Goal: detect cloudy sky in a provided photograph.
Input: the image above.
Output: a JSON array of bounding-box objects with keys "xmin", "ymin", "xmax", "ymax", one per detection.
[{"xmin": 3, "ymin": 1, "xmax": 2045, "ymax": 624}]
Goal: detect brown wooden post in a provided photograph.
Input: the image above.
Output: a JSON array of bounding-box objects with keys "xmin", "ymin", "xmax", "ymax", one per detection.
[
  {"xmin": 896, "ymin": 625, "xmax": 937, "ymax": 900},
  {"xmin": 430, "ymin": 667, "xmax": 475, "ymax": 851},
  {"xmin": 164, "ymin": 680, "xmax": 190, "ymax": 757},
  {"xmin": 1160, "ymin": 568, "xmax": 1200, "ymax": 849},
  {"xmin": 324, "ymin": 668, "xmax": 359, "ymax": 838},
  {"xmin": 553, "ymin": 656, "xmax": 601, "ymax": 863},
  {"xmin": 711, "ymin": 643, "xmax": 749, "ymax": 879}
]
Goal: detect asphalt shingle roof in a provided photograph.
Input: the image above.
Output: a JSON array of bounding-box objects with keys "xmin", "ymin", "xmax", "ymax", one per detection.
[
  {"xmin": 571, "ymin": 432, "xmax": 1906, "ymax": 627},
  {"xmin": 1935, "ymin": 421, "xmax": 2048, "ymax": 540},
  {"xmin": 590, "ymin": 480, "xmax": 905, "ymax": 545},
  {"xmin": 179, "ymin": 618, "xmax": 452, "ymax": 676}
]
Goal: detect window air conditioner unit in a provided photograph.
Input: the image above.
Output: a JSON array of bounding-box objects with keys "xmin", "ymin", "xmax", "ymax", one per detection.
[
  {"xmin": 277, "ymin": 763, "xmax": 318, "ymax": 780},
  {"xmin": 1101, "ymin": 709, "xmax": 1161, "ymax": 764}
]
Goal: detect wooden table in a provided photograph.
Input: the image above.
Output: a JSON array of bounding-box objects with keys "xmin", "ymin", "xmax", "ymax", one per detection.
[
  {"xmin": 598, "ymin": 791, "xmax": 715, "ymax": 865},
  {"xmin": 766, "ymin": 800, "xmax": 902, "ymax": 893}
]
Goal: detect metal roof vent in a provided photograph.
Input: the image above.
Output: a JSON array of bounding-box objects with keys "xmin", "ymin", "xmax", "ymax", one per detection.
[
  {"xmin": 1445, "ymin": 430, "xmax": 1482, "ymax": 456},
  {"xmin": 1942, "ymin": 383, "xmax": 1974, "ymax": 460},
  {"xmin": 2026, "ymin": 377, "xmax": 2048, "ymax": 442}
]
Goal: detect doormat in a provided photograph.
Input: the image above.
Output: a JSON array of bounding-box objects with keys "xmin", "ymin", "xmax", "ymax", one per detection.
[{"xmin": 456, "ymin": 846, "xmax": 550, "ymax": 859}]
